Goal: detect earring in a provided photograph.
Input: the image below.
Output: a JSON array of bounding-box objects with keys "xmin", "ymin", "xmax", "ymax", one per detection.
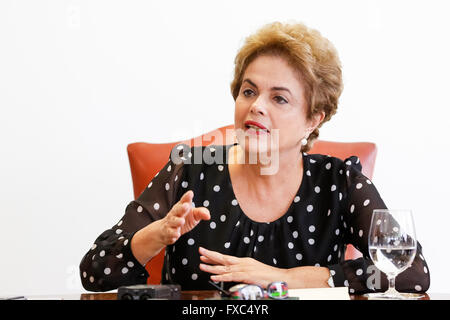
[
  {"xmin": 301, "ymin": 136, "xmax": 308, "ymax": 146},
  {"xmin": 302, "ymin": 130, "xmax": 311, "ymax": 146}
]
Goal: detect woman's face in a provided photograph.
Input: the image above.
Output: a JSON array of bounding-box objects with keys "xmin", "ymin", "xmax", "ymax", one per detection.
[{"xmin": 234, "ymin": 54, "xmax": 316, "ymax": 158}]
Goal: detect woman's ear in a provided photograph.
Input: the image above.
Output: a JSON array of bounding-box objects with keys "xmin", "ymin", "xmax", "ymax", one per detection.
[{"xmin": 309, "ymin": 111, "xmax": 326, "ymax": 131}]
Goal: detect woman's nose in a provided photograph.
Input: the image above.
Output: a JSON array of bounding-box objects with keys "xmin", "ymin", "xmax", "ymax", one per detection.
[{"xmin": 250, "ymin": 98, "xmax": 267, "ymax": 116}]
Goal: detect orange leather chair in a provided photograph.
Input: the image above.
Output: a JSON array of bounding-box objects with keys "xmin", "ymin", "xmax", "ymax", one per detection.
[{"xmin": 127, "ymin": 125, "xmax": 377, "ymax": 284}]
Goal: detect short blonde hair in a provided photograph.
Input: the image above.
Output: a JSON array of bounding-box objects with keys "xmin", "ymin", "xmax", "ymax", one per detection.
[{"xmin": 230, "ymin": 22, "xmax": 343, "ymax": 152}]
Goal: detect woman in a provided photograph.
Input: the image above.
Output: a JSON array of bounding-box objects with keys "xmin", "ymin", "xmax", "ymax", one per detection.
[{"xmin": 80, "ymin": 22, "xmax": 430, "ymax": 294}]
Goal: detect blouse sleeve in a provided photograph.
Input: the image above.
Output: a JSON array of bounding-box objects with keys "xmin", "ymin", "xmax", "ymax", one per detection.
[
  {"xmin": 327, "ymin": 156, "xmax": 431, "ymax": 294},
  {"xmin": 79, "ymin": 146, "xmax": 186, "ymax": 292}
]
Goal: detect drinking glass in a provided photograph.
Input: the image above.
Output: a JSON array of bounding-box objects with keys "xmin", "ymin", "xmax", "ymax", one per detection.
[{"xmin": 364, "ymin": 209, "xmax": 424, "ymax": 299}]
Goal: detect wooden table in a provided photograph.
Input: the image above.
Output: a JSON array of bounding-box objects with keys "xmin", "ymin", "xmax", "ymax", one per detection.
[
  {"xmin": 20, "ymin": 290, "xmax": 450, "ymax": 300},
  {"xmin": 80, "ymin": 290, "xmax": 222, "ymax": 300}
]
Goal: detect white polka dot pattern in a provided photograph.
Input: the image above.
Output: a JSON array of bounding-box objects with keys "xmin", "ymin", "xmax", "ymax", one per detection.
[{"xmin": 79, "ymin": 147, "xmax": 429, "ymax": 294}]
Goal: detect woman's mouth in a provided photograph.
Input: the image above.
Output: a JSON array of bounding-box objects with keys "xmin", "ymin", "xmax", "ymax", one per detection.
[{"xmin": 244, "ymin": 120, "xmax": 270, "ymax": 135}]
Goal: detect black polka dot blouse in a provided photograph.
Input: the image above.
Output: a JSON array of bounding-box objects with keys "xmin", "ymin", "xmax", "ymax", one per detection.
[{"xmin": 80, "ymin": 143, "xmax": 430, "ymax": 294}]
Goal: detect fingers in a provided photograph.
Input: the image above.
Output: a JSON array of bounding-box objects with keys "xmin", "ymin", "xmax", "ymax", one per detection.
[
  {"xmin": 199, "ymin": 247, "xmax": 239, "ymax": 265},
  {"xmin": 199, "ymin": 262, "xmax": 249, "ymax": 284},
  {"xmin": 179, "ymin": 190, "xmax": 194, "ymax": 204},
  {"xmin": 198, "ymin": 247, "xmax": 268, "ymax": 285},
  {"xmin": 162, "ymin": 198, "xmax": 190, "ymax": 245},
  {"xmin": 193, "ymin": 207, "xmax": 210, "ymax": 221},
  {"xmin": 199, "ymin": 262, "xmax": 232, "ymax": 274},
  {"xmin": 173, "ymin": 191, "xmax": 203, "ymax": 219},
  {"xmin": 172, "ymin": 202, "xmax": 191, "ymax": 218},
  {"xmin": 169, "ymin": 191, "xmax": 193, "ymax": 218},
  {"xmin": 167, "ymin": 215, "xmax": 185, "ymax": 228},
  {"xmin": 173, "ymin": 191, "xmax": 210, "ymax": 220},
  {"xmin": 199, "ymin": 255, "xmax": 216, "ymax": 265},
  {"xmin": 160, "ymin": 221, "xmax": 181, "ymax": 245},
  {"xmin": 163, "ymin": 191, "xmax": 211, "ymax": 245},
  {"xmin": 167, "ymin": 229, "xmax": 181, "ymax": 244},
  {"xmin": 210, "ymin": 272, "xmax": 249, "ymax": 284}
]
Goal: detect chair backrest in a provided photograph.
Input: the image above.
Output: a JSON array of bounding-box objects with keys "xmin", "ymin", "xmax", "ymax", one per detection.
[
  {"xmin": 127, "ymin": 125, "xmax": 235, "ymax": 200},
  {"xmin": 127, "ymin": 125, "xmax": 377, "ymax": 283},
  {"xmin": 309, "ymin": 140, "xmax": 377, "ymax": 180}
]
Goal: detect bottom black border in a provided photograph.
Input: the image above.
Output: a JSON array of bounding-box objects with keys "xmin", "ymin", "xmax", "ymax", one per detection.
[{"xmin": 1, "ymin": 299, "xmax": 445, "ymax": 319}]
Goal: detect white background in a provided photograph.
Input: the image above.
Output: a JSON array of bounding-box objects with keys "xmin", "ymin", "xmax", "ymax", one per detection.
[{"xmin": 1, "ymin": 0, "xmax": 449, "ymax": 296}]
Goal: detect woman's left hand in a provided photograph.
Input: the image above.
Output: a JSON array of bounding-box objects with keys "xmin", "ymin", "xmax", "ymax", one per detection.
[{"xmin": 198, "ymin": 247, "xmax": 289, "ymax": 288}]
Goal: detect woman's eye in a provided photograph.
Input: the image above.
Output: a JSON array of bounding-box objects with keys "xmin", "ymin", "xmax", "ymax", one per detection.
[
  {"xmin": 243, "ymin": 89, "xmax": 254, "ymax": 97},
  {"xmin": 274, "ymin": 96, "xmax": 288, "ymax": 104}
]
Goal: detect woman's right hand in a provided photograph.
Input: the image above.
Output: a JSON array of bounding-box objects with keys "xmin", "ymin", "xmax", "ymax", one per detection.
[
  {"xmin": 131, "ymin": 190, "xmax": 210, "ymax": 266},
  {"xmin": 159, "ymin": 190, "xmax": 210, "ymax": 245}
]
